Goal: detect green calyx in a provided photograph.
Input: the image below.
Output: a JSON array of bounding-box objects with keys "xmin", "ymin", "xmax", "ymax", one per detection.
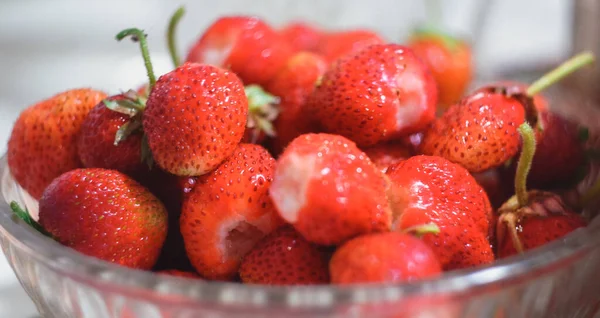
[
  {"xmin": 10, "ymin": 201, "xmax": 53, "ymax": 238},
  {"xmin": 402, "ymin": 223, "xmax": 440, "ymax": 238},
  {"xmin": 116, "ymin": 28, "xmax": 157, "ymax": 90},
  {"xmin": 102, "ymin": 90, "xmax": 147, "ymax": 146},
  {"xmin": 167, "ymin": 6, "xmax": 186, "ymax": 68},
  {"xmin": 411, "ymin": 25, "xmax": 460, "ymax": 52},
  {"xmin": 244, "ymin": 85, "xmax": 280, "ymax": 143}
]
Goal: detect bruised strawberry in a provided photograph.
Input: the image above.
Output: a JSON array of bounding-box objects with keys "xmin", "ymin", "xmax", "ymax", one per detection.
[
  {"xmin": 8, "ymin": 88, "xmax": 107, "ymax": 199},
  {"xmin": 266, "ymin": 52, "xmax": 328, "ymax": 155},
  {"xmin": 157, "ymin": 269, "xmax": 202, "ymax": 279},
  {"xmin": 180, "ymin": 144, "xmax": 283, "ymax": 280},
  {"xmin": 316, "ymin": 29, "xmax": 385, "ymax": 63},
  {"xmin": 38, "ymin": 168, "xmax": 168, "ymax": 270},
  {"xmin": 269, "ymin": 133, "xmax": 392, "ymax": 246},
  {"xmin": 408, "ymin": 28, "xmax": 473, "ymax": 107},
  {"xmin": 308, "ymin": 44, "xmax": 438, "ymax": 147},
  {"xmin": 363, "ymin": 141, "xmax": 414, "ymax": 173},
  {"xmin": 279, "ymin": 22, "xmax": 322, "ymax": 53},
  {"xmin": 239, "ymin": 226, "xmax": 330, "ymax": 285},
  {"xmin": 143, "ymin": 62, "xmax": 247, "ymax": 176},
  {"xmin": 186, "ymin": 16, "xmax": 293, "ymax": 86},
  {"xmin": 330, "ymin": 231, "xmax": 442, "ymax": 284},
  {"xmin": 386, "ymin": 155, "xmax": 494, "ymax": 270}
]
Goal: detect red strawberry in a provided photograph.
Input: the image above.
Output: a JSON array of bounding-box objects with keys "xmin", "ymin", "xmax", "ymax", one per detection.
[
  {"xmin": 386, "ymin": 155, "xmax": 494, "ymax": 270},
  {"xmin": 316, "ymin": 29, "xmax": 385, "ymax": 63},
  {"xmin": 77, "ymin": 93, "xmax": 147, "ymax": 176},
  {"xmin": 157, "ymin": 269, "xmax": 202, "ymax": 279},
  {"xmin": 266, "ymin": 51, "xmax": 328, "ymax": 155},
  {"xmin": 242, "ymin": 85, "xmax": 279, "ymax": 144},
  {"xmin": 7, "ymin": 88, "xmax": 107, "ymax": 199},
  {"xmin": 330, "ymin": 231, "xmax": 442, "ymax": 284},
  {"xmin": 496, "ymin": 191, "xmax": 587, "ymax": 258},
  {"xmin": 180, "ymin": 143, "xmax": 283, "ymax": 280},
  {"xmin": 143, "ymin": 62, "xmax": 248, "ymax": 176},
  {"xmin": 239, "ymin": 226, "xmax": 330, "ymax": 285},
  {"xmin": 308, "ymin": 44, "xmax": 438, "ymax": 147},
  {"xmin": 279, "ymin": 22, "xmax": 322, "ymax": 53},
  {"xmin": 37, "ymin": 168, "xmax": 168, "ymax": 270},
  {"xmin": 269, "ymin": 133, "xmax": 392, "ymax": 246},
  {"xmin": 474, "ymin": 81, "xmax": 548, "ymax": 112},
  {"xmin": 408, "ymin": 28, "xmax": 473, "ymax": 108},
  {"xmin": 186, "ymin": 16, "xmax": 293, "ymax": 86},
  {"xmin": 362, "ymin": 141, "xmax": 414, "ymax": 173}
]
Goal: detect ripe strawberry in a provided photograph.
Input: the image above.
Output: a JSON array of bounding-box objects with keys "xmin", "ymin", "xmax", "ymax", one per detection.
[
  {"xmin": 269, "ymin": 133, "xmax": 392, "ymax": 246},
  {"xmin": 180, "ymin": 144, "xmax": 283, "ymax": 280},
  {"xmin": 266, "ymin": 52, "xmax": 328, "ymax": 155},
  {"xmin": 362, "ymin": 141, "xmax": 414, "ymax": 173},
  {"xmin": 157, "ymin": 269, "xmax": 202, "ymax": 279},
  {"xmin": 242, "ymin": 85, "xmax": 279, "ymax": 144},
  {"xmin": 7, "ymin": 88, "xmax": 107, "ymax": 199},
  {"xmin": 143, "ymin": 62, "xmax": 248, "ymax": 176},
  {"xmin": 279, "ymin": 22, "xmax": 322, "ymax": 53},
  {"xmin": 239, "ymin": 226, "xmax": 330, "ymax": 285},
  {"xmin": 38, "ymin": 168, "xmax": 168, "ymax": 270},
  {"xmin": 77, "ymin": 93, "xmax": 147, "ymax": 176},
  {"xmin": 186, "ymin": 16, "xmax": 293, "ymax": 86},
  {"xmin": 308, "ymin": 44, "xmax": 438, "ymax": 147},
  {"xmin": 330, "ymin": 232, "xmax": 442, "ymax": 284},
  {"xmin": 408, "ymin": 28, "xmax": 473, "ymax": 107},
  {"xmin": 315, "ymin": 29, "xmax": 385, "ymax": 63},
  {"xmin": 386, "ymin": 155, "xmax": 494, "ymax": 270}
]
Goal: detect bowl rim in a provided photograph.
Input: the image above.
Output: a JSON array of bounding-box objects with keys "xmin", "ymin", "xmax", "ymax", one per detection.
[{"xmin": 1, "ymin": 153, "xmax": 600, "ymax": 309}]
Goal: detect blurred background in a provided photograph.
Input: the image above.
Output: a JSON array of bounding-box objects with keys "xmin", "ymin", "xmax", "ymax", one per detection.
[{"xmin": 0, "ymin": 0, "xmax": 583, "ymax": 316}]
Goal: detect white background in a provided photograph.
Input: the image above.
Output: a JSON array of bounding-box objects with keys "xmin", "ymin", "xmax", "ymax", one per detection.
[{"xmin": 0, "ymin": 0, "xmax": 571, "ymax": 316}]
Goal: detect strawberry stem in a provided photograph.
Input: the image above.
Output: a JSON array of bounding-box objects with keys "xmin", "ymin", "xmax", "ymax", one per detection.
[
  {"xmin": 402, "ymin": 223, "xmax": 440, "ymax": 238},
  {"xmin": 503, "ymin": 213, "xmax": 525, "ymax": 254},
  {"xmin": 116, "ymin": 28, "xmax": 157, "ymax": 90},
  {"xmin": 167, "ymin": 6, "xmax": 185, "ymax": 68},
  {"xmin": 10, "ymin": 201, "xmax": 53, "ymax": 238},
  {"xmin": 515, "ymin": 123, "xmax": 536, "ymax": 207},
  {"xmin": 526, "ymin": 52, "xmax": 595, "ymax": 96}
]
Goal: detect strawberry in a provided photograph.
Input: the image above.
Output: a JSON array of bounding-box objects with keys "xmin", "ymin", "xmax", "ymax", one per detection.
[
  {"xmin": 143, "ymin": 62, "xmax": 248, "ymax": 176},
  {"xmin": 242, "ymin": 85, "xmax": 279, "ymax": 144},
  {"xmin": 315, "ymin": 29, "xmax": 385, "ymax": 63},
  {"xmin": 239, "ymin": 226, "xmax": 330, "ymax": 285},
  {"xmin": 308, "ymin": 44, "xmax": 438, "ymax": 147},
  {"xmin": 329, "ymin": 231, "xmax": 442, "ymax": 284},
  {"xmin": 279, "ymin": 22, "xmax": 322, "ymax": 53},
  {"xmin": 37, "ymin": 168, "xmax": 168, "ymax": 270},
  {"xmin": 265, "ymin": 51, "xmax": 328, "ymax": 155},
  {"xmin": 7, "ymin": 88, "xmax": 107, "ymax": 199},
  {"xmin": 362, "ymin": 141, "xmax": 414, "ymax": 173},
  {"xmin": 186, "ymin": 16, "xmax": 293, "ymax": 86},
  {"xmin": 386, "ymin": 155, "xmax": 494, "ymax": 270},
  {"xmin": 157, "ymin": 269, "xmax": 202, "ymax": 279},
  {"xmin": 408, "ymin": 28, "xmax": 473, "ymax": 108},
  {"xmin": 269, "ymin": 133, "xmax": 392, "ymax": 246},
  {"xmin": 180, "ymin": 143, "xmax": 283, "ymax": 280}
]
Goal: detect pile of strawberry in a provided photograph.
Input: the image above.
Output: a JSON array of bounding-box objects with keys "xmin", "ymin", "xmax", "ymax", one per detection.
[{"xmin": 6, "ymin": 7, "xmax": 599, "ymax": 285}]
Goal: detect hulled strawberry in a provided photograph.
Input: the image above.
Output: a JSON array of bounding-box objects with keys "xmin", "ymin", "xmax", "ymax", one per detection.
[
  {"xmin": 420, "ymin": 52, "xmax": 594, "ymax": 173},
  {"xmin": 362, "ymin": 141, "xmax": 414, "ymax": 173},
  {"xmin": 186, "ymin": 16, "xmax": 293, "ymax": 86},
  {"xmin": 35, "ymin": 168, "xmax": 168, "ymax": 269},
  {"xmin": 408, "ymin": 28, "xmax": 473, "ymax": 108},
  {"xmin": 308, "ymin": 44, "xmax": 438, "ymax": 147},
  {"xmin": 266, "ymin": 51, "xmax": 328, "ymax": 155},
  {"xmin": 143, "ymin": 62, "xmax": 248, "ymax": 176},
  {"xmin": 386, "ymin": 155, "xmax": 494, "ymax": 270},
  {"xmin": 495, "ymin": 123, "xmax": 588, "ymax": 258},
  {"xmin": 316, "ymin": 29, "xmax": 385, "ymax": 63},
  {"xmin": 330, "ymin": 230, "xmax": 442, "ymax": 284},
  {"xmin": 269, "ymin": 133, "xmax": 392, "ymax": 246},
  {"xmin": 7, "ymin": 88, "xmax": 107, "ymax": 199},
  {"xmin": 239, "ymin": 226, "xmax": 330, "ymax": 285},
  {"xmin": 180, "ymin": 143, "xmax": 283, "ymax": 280},
  {"xmin": 279, "ymin": 22, "xmax": 322, "ymax": 53}
]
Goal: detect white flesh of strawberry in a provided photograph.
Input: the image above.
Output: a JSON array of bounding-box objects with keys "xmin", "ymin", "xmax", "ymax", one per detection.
[
  {"xmin": 394, "ymin": 67, "xmax": 427, "ymax": 130},
  {"xmin": 270, "ymin": 153, "xmax": 317, "ymax": 223}
]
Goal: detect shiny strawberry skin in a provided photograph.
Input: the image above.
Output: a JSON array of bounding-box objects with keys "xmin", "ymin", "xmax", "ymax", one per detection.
[
  {"xmin": 77, "ymin": 94, "xmax": 145, "ymax": 175},
  {"xmin": 143, "ymin": 62, "xmax": 247, "ymax": 176},
  {"xmin": 330, "ymin": 232, "xmax": 442, "ymax": 284},
  {"xmin": 269, "ymin": 133, "xmax": 392, "ymax": 246},
  {"xmin": 38, "ymin": 168, "xmax": 168, "ymax": 270},
  {"xmin": 362, "ymin": 141, "xmax": 414, "ymax": 173},
  {"xmin": 316, "ymin": 29, "xmax": 385, "ymax": 63},
  {"xmin": 180, "ymin": 144, "xmax": 283, "ymax": 280},
  {"xmin": 186, "ymin": 16, "xmax": 293, "ymax": 86},
  {"xmin": 239, "ymin": 226, "xmax": 330, "ymax": 285},
  {"xmin": 419, "ymin": 90, "xmax": 526, "ymax": 173},
  {"xmin": 8, "ymin": 88, "xmax": 107, "ymax": 199},
  {"xmin": 309, "ymin": 44, "xmax": 438, "ymax": 147},
  {"xmin": 387, "ymin": 155, "xmax": 494, "ymax": 270},
  {"xmin": 279, "ymin": 22, "xmax": 322, "ymax": 53},
  {"xmin": 266, "ymin": 52, "xmax": 328, "ymax": 155}
]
